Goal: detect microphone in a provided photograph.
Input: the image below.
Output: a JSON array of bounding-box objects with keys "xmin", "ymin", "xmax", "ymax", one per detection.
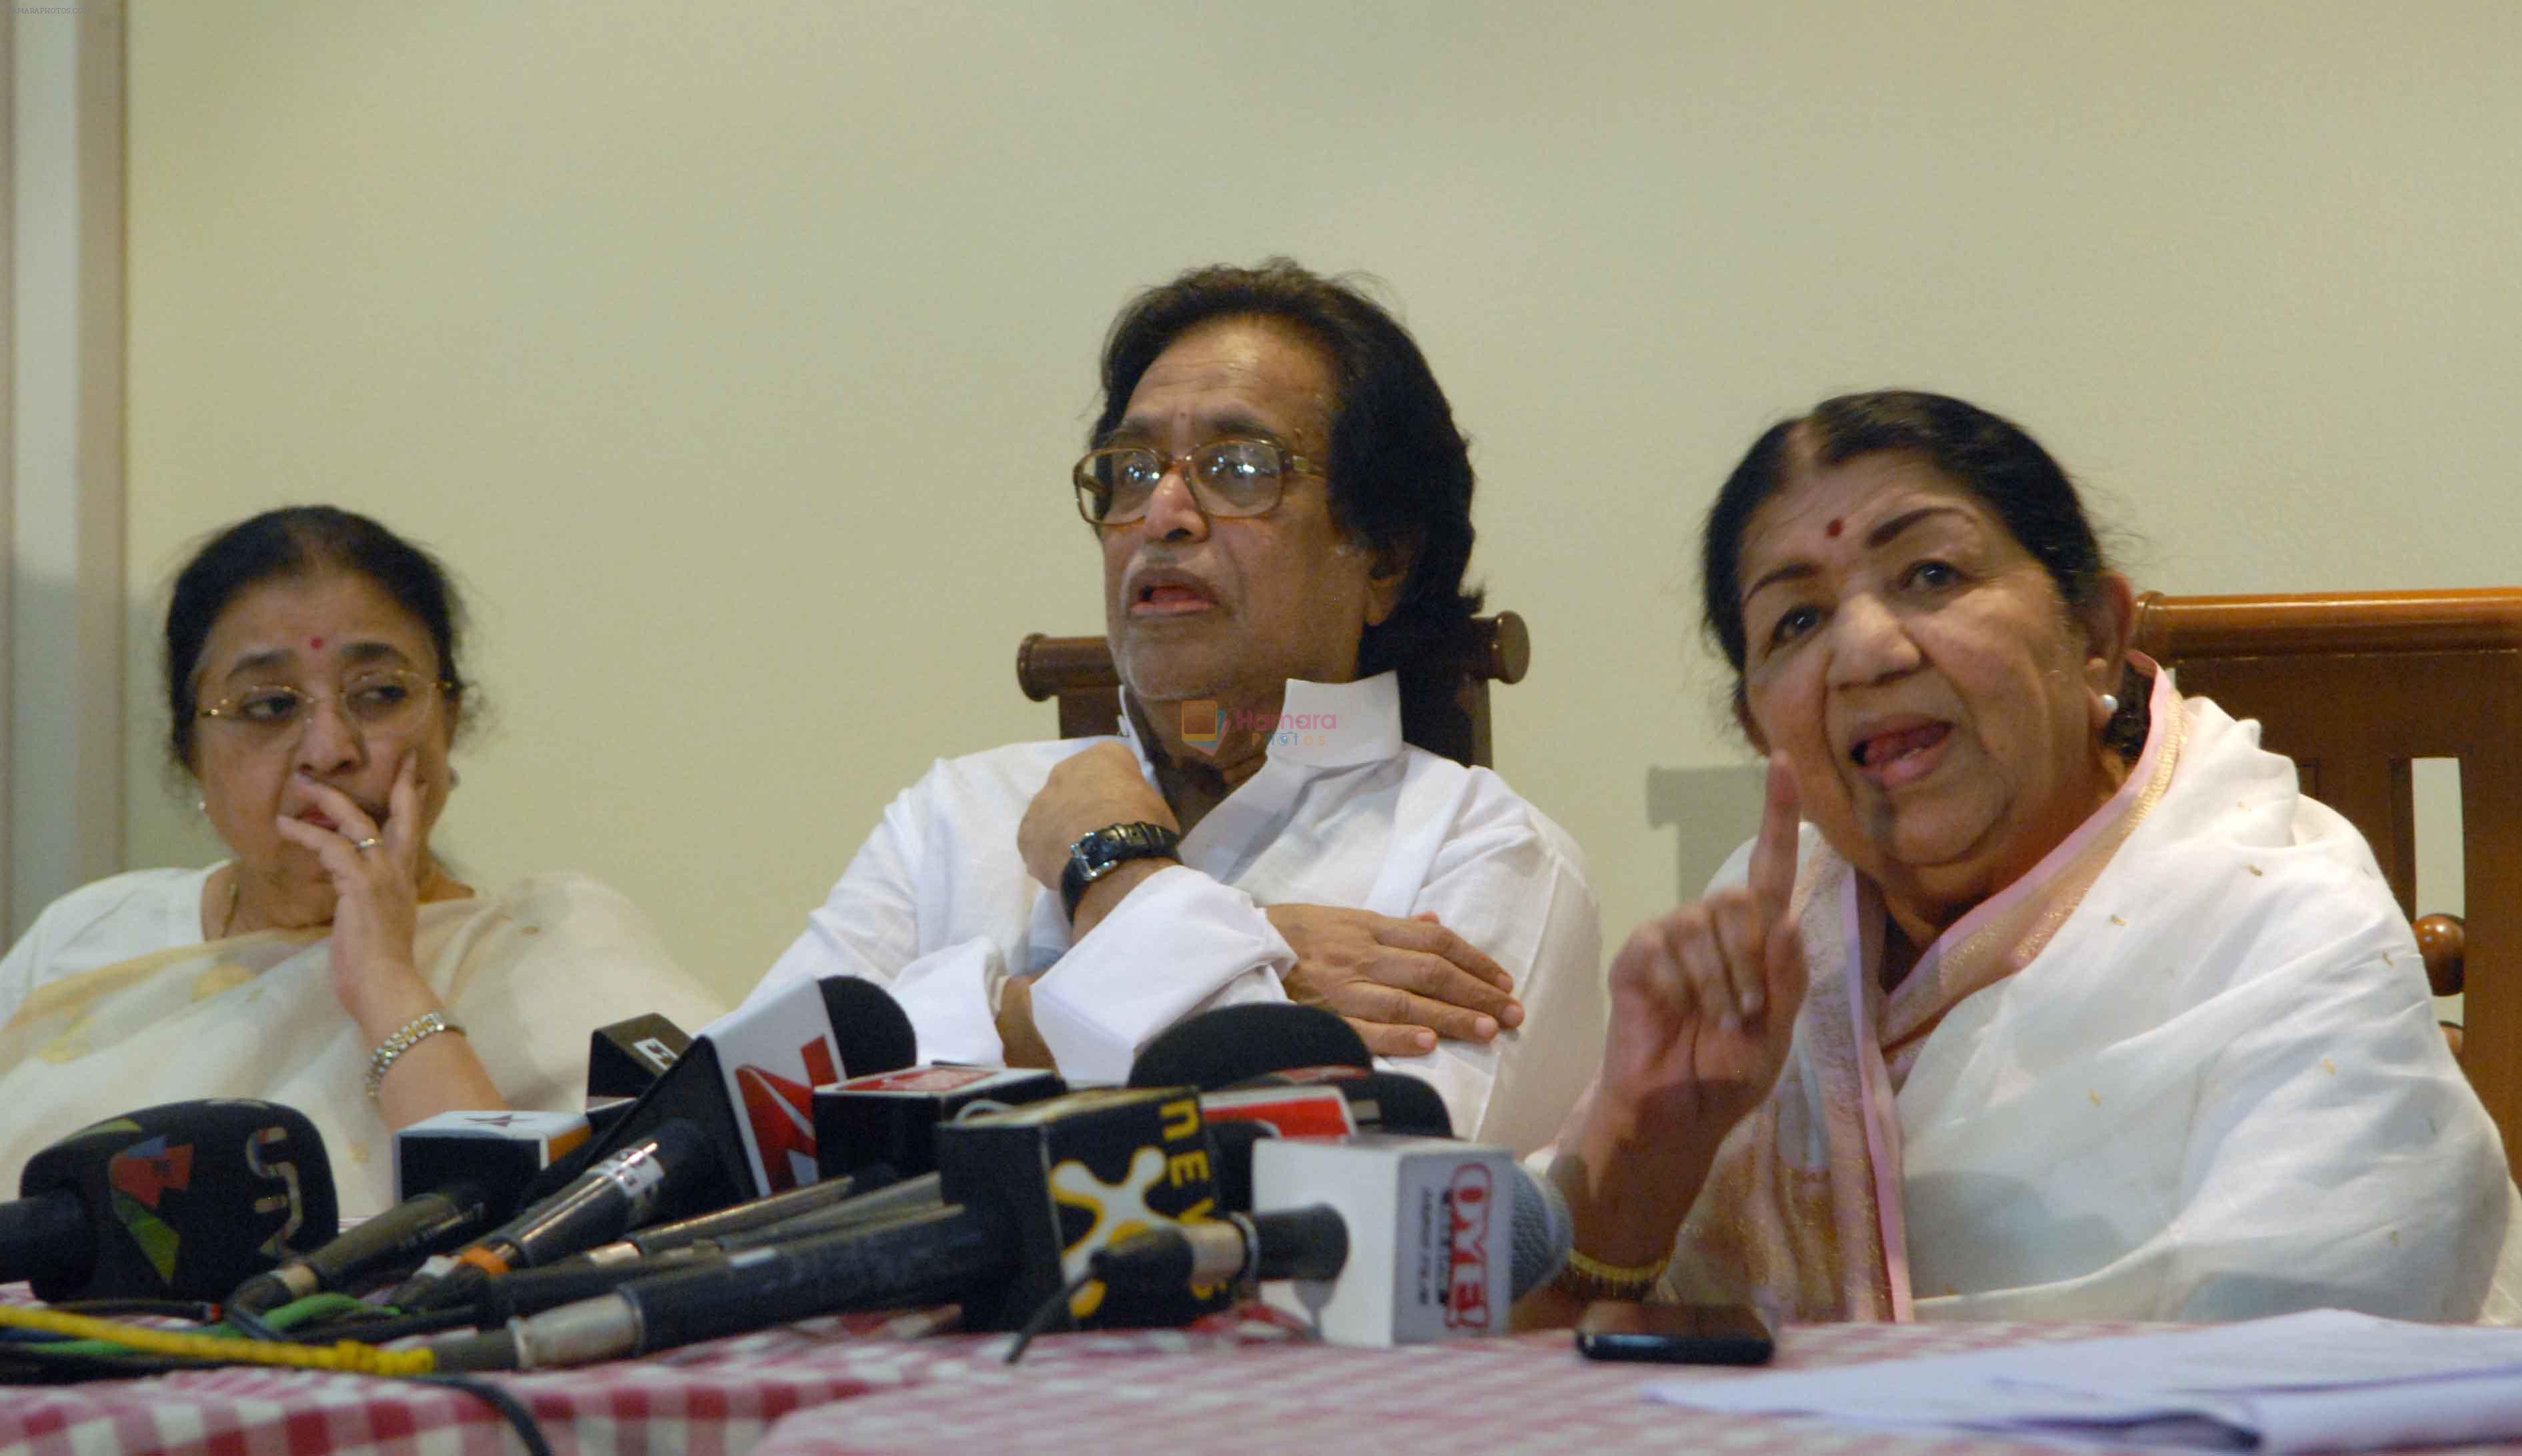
[
  {"xmin": 469, "ymin": 1169, "xmax": 943, "ymax": 1323},
  {"xmin": 1222, "ymin": 1066, "xmax": 1453, "ymax": 1137},
  {"xmin": 428, "ymin": 1086, "xmax": 1234, "ymax": 1369},
  {"xmin": 476, "ymin": 1064, "xmax": 1459, "ymax": 1321},
  {"xmin": 1252, "ymin": 1133, "xmax": 1569, "ymax": 1345},
  {"xmin": 2, "ymin": 1101, "xmax": 337, "ymax": 1303},
  {"xmin": 1127, "ymin": 1002, "xmax": 1369, "ymax": 1090},
  {"xmin": 586, "ymin": 1013, "xmax": 691, "ymax": 1101},
  {"xmin": 232, "ymin": 1109, "xmax": 596, "ymax": 1312},
  {"xmin": 516, "ymin": 976, "xmax": 919, "ymax": 1224},
  {"xmin": 396, "ymin": 1119, "xmax": 709, "ymax": 1311},
  {"xmin": 812, "ymin": 1064, "xmax": 1065, "ymax": 1179}
]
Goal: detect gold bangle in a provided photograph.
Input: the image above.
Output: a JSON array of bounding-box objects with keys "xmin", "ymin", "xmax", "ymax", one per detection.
[{"xmin": 1554, "ymin": 1246, "xmax": 1671, "ymax": 1303}]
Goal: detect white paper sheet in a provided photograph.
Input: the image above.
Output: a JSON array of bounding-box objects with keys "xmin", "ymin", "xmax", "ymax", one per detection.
[{"xmin": 1647, "ymin": 1309, "xmax": 2522, "ymax": 1451}]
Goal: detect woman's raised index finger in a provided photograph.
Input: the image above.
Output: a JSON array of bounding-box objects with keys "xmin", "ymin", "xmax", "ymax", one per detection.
[{"xmin": 1747, "ymin": 751, "xmax": 1802, "ymax": 916}]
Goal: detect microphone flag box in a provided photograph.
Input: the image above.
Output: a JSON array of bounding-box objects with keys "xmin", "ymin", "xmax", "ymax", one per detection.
[
  {"xmin": 1195, "ymin": 1084, "xmax": 1358, "ymax": 1139},
  {"xmin": 813, "ymin": 1065, "xmax": 1066, "ymax": 1178},
  {"xmin": 395, "ymin": 1110, "xmax": 591, "ymax": 1205},
  {"xmin": 935, "ymin": 1086, "xmax": 1234, "ymax": 1333},
  {"xmin": 699, "ymin": 979, "xmax": 849, "ymax": 1197},
  {"xmin": 1254, "ymin": 1134, "xmax": 1517, "ymax": 1347},
  {"xmin": 586, "ymin": 1014, "xmax": 691, "ymax": 1101}
]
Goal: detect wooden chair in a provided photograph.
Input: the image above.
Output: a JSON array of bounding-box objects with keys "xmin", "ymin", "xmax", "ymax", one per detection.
[
  {"xmin": 1015, "ymin": 612, "xmax": 1532, "ymax": 770},
  {"xmin": 2131, "ymin": 588, "xmax": 2522, "ymax": 1169}
]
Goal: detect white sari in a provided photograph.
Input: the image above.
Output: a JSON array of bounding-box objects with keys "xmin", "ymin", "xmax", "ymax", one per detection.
[
  {"xmin": 1627, "ymin": 663, "xmax": 2522, "ymax": 1322},
  {"xmin": 0, "ymin": 872, "xmax": 724, "ymax": 1215}
]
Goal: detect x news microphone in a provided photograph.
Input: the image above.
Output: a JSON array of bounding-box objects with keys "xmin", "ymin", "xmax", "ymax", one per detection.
[
  {"xmin": 2, "ymin": 1101, "xmax": 336, "ymax": 1303},
  {"xmin": 428, "ymin": 1086, "xmax": 1232, "ymax": 1369}
]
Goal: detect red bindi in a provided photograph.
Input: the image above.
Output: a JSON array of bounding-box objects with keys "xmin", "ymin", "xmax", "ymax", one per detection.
[
  {"xmin": 309, "ymin": 637, "xmax": 326, "ymax": 650},
  {"xmin": 1824, "ymin": 518, "xmax": 1843, "ymax": 538}
]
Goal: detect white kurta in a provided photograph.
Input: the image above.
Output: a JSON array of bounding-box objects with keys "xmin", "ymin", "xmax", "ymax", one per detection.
[
  {"xmin": 0, "ymin": 869, "xmax": 727, "ymax": 1215},
  {"xmin": 751, "ymin": 673, "xmax": 1604, "ymax": 1153}
]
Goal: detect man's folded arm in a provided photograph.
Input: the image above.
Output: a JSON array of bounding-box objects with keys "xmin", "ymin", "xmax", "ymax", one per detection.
[{"xmin": 1027, "ymin": 864, "xmax": 1298, "ymax": 1082}]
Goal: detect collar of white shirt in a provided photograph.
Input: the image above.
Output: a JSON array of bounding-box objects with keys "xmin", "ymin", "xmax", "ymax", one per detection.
[{"xmin": 1110, "ymin": 671, "xmax": 1405, "ymax": 773}]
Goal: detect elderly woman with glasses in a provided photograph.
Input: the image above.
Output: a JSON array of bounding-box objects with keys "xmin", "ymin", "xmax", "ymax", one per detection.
[{"xmin": 0, "ymin": 507, "xmax": 719, "ymax": 1211}]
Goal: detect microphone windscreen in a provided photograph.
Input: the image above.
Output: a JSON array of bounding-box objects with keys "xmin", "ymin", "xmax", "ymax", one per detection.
[
  {"xmin": 1508, "ymin": 1165, "xmax": 1573, "ymax": 1301},
  {"xmin": 817, "ymin": 977, "xmax": 918, "ymax": 1078},
  {"xmin": 17, "ymin": 1100, "xmax": 339, "ymax": 1303},
  {"xmin": 1128, "ymin": 1003, "xmax": 1369, "ymax": 1090}
]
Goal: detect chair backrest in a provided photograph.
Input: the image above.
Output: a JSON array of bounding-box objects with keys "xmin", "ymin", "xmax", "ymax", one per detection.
[
  {"xmin": 1014, "ymin": 612, "xmax": 1531, "ymax": 770},
  {"xmin": 2131, "ymin": 588, "xmax": 2522, "ymax": 1169}
]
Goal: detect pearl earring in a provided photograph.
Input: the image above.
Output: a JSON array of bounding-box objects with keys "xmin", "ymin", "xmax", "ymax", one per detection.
[
  {"xmin": 2100, "ymin": 693, "xmax": 2120, "ymax": 716},
  {"xmin": 448, "ymin": 766, "xmax": 462, "ymax": 789},
  {"xmin": 194, "ymin": 798, "xmax": 207, "ymax": 814}
]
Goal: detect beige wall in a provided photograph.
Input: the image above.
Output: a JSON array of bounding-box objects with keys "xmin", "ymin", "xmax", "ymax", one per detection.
[{"xmin": 123, "ymin": 1, "xmax": 2519, "ymax": 1006}]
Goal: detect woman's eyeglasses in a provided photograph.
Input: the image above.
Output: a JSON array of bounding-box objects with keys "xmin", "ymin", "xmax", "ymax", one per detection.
[{"xmin": 197, "ymin": 668, "xmax": 451, "ymax": 741}]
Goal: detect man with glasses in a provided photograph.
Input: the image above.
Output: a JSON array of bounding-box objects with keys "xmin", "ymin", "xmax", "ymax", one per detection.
[{"xmin": 749, "ymin": 260, "xmax": 1599, "ymax": 1149}]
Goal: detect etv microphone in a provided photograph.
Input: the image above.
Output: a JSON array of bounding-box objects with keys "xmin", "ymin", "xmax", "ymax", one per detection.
[
  {"xmin": 1252, "ymin": 1134, "xmax": 1571, "ymax": 1346},
  {"xmin": 429, "ymin": 1086, "xmax": 1234, "ymax": 1369},
  {"xmin": 1, "ymin": 1100, "xmax": 336, "ymax": 1303},
  {"xmin": 1127, "ymin": 1002, "xmax": 1370, "ymax": 1090}
]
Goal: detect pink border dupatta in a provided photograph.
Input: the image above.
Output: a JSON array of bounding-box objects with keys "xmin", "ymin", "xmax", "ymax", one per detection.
[{"xmin": 1657, "ymin": 662, "xmax": 2187, "ymax": 1321}]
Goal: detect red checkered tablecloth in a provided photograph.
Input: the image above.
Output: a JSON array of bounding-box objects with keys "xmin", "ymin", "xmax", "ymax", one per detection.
[{"xmin": 5, "ymin": 1297, "xmax": 2519, "ymax": 1455}]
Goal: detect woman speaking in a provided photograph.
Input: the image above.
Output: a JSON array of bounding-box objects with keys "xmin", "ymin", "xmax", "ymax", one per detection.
[
  {"xmin": 1533, "ymin": 392, "xmax": 2522, "ymax": 1324},
  {"xmin": 0, "ymin": 507, "xmax": 720, "ymax": 1211}
]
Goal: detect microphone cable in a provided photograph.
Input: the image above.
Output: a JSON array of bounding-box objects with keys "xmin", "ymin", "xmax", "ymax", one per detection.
[{"xmin": 0, "ymin": 1302, "xmax": 554, "ymax": 1455}]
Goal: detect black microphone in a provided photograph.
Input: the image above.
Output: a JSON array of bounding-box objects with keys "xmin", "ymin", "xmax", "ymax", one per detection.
[
  {"xmin": 1214, "ymin": 1066, "xmax": 1453, "ymax": 1136},
  {"xmin": 586, "ymin": 1013, "xmax": 691, "ymax": 1102},
  {"xmin": 428, "ymin": 1086, "xmax": 1234, "ymax": 1369},
  {"xmin": 396, "ymin": 1119, "xmax": 709, "ymax": 1311},
  {"xmin": 231, "ymin": 1109, "xmax": 598, "ymax": 1312},
  {"xmin": 524, "ymin": 977, "xmax": 919, "ymax": 1214},
  {"xmin": 1127, "ymin": 1002, "xmax": 1369, "ymax": 1090},
  {"xmin": 2, "ymin": 1101, "xmax": 336, "ymax": 1303},
  {"xmin": 471, "ymin": 1170, "xmax": 945, "ymax": 1323}
]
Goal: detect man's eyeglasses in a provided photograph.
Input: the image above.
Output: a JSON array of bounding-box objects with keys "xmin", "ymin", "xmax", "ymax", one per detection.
[
  {"xmin": 1072, "ymin": 438, "xmax": 1321, "ymax": 526},
  {"xmin": 197, "ymin": 668, "xmax": 452, "ymax": 742}
]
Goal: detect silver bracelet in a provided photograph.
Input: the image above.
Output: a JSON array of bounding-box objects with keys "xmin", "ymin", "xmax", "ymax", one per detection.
[{"xmin": 366, "ymin": 1010, "xmax": 464, "ymax": 1099}]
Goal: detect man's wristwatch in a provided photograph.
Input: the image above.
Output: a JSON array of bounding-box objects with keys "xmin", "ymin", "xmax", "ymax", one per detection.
[{"xmin": 1060, "ymin": 822, "xmax": 1182, "ymax": 921}]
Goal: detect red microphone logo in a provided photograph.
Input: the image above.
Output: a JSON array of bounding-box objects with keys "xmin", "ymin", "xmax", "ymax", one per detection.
[
  {"xmin": 735, "ymin": 1037, "xmax": 839, "ymax": 1193},
  {"xmin": 1443, "ymin": 1164, "xmax": 1495, "ymax": 1331}
]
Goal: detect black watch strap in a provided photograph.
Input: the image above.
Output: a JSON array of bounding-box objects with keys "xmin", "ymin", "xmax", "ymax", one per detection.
[{"xmin": 1060, "ymin": 822, "xmax": 1182, "ymax": 921}]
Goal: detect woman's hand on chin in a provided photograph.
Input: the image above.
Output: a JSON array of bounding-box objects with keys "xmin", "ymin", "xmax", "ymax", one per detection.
[
  {"xmin": 273, "ymin": 753, "xmax": 430, "ymax": 1034},
  {"xmin": 1584, "ymin": 756, "xmax": 1810, "ymax": 1226}
]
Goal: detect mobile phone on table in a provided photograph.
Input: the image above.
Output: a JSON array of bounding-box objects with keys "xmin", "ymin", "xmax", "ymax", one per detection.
[{"xmin": 1573, "ymin": 1300, "xmax": 1774, "ymax": 1365}]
